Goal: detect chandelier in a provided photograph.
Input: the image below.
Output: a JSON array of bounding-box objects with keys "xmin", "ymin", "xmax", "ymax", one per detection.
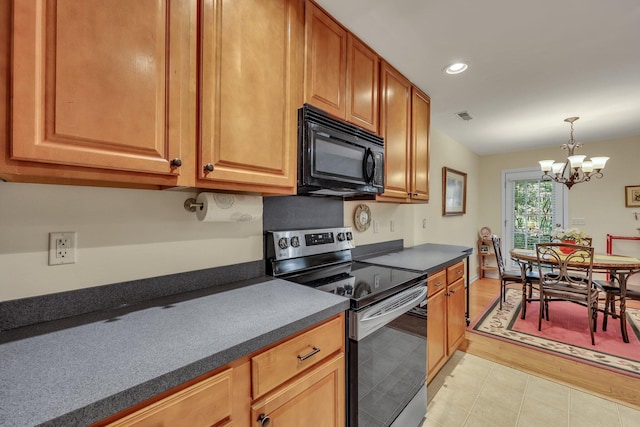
[{"xmin": 538, "ymin": 117, "xmax": 608, "ymax": 189}]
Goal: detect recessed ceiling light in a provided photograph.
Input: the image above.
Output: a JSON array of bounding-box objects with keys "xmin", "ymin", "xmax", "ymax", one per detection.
[{"xmin": 444, "ymin": 62, "xmax": 469, "ymax": 75}]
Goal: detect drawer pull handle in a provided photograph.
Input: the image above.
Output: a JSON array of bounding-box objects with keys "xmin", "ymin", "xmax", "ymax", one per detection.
[
  {"xmin": 297, "ymin": 346, "xmax": 321, "ymax": 362},
  {"xmin": 257, "ymin": 413, "xmax": 271, "ymax": 426},
  {"xmin": 456, "ymin": 270, "xmax": 463, "ymax": 274},
  {"xmin": 435, "ymin": 282, "xmax": 444, "ymax": 287}
]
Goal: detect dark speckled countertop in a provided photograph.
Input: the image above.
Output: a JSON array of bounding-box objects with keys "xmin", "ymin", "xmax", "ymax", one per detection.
[
  {"xmin": 0, "ymin": 277, "xmax": 349, "ymax": 427},
  {"xmin": 357, "ymin": 243, "xmax": 473, "ymax": 273}
]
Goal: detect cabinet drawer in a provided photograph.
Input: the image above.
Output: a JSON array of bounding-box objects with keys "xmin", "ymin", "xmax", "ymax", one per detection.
[
  {"xmin": 447, "ymin": 261, "xmax": 465, "ymax": 284},
  {"xmin": 251, "ymin": 315, "xmax": 344, "ymax": 399},
  {"xmin": 106, "ymin": 368, "xmax": 232, "ymax": 427},
  {"xmin": 427, "ymin": 270, "xmax": 446, "ymax": 298}
]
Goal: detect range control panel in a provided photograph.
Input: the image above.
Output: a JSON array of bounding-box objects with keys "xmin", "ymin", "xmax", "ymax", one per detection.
[{"xmin": 267, "ymin": 227, "xmax": 355, "ymax": 260}]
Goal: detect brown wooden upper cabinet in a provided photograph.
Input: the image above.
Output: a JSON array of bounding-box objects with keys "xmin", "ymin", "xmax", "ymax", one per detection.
[
  {"xmin": 5, "ymin": 0, "xmax": 302, "ymax": 195},
  {"xmin": 7, "ymin": 0, "xmax": 191, "ymax": 188},
  {"xmin": 304, "ymin": 1, "xmax": 379, "ymax": 133},
  {"xmin": 411, "ymin": 87, "xmax": 431, "ymax": 202},
  {"xmin": 197, "ymin": 0, "xmax": 303, "ymax": 194},
  {"xmin": 378, "ymin": 60, "xmax": 430, "ymax": 203}
]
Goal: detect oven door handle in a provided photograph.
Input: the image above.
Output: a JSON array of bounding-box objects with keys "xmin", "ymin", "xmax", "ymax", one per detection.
[
  {"xmin": 361, "ymin": 285, "xmax": 427, "ymax": 323},
  {"xmin": 352, "ymin": 284, "xmax": 427, "ymax": 340}
]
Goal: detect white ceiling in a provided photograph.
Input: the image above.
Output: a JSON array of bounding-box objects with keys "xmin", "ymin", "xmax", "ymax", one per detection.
[{"xmin": 314, "ymin": 0, "xmax": 640, "ymax": 155}]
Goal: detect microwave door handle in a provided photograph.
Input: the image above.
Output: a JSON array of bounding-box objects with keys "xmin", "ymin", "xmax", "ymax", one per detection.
[{"xmin": 362, "ymin": 148, "xmax": 375, "ymax": 183}]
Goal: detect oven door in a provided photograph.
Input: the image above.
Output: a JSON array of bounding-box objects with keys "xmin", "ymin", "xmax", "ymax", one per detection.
[{"xmin": 348, "ymin": 283, "xmax": 427, "ymax": 427}]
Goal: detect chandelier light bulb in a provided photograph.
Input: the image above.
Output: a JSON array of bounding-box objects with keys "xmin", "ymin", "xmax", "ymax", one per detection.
[
  {"xmin": 581, "ymin": 160, "xmax": 594, "ymax": 173},
  {"xmin": 590, "ymin": 157, "xmax": 609, "ymax": 170},
  {"xmin": 551, "ymin": 162, "xmax": 565, "ymax": 174},
  {"xmin": 568, "ymin": 155, "xmax": 586, "ymax": 169},
  {"xmin": 539, "ymin": 160, "xmax": 555, "ymax": 172}
]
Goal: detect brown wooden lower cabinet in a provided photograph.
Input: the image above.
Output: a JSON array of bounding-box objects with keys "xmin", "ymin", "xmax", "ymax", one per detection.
[
  {"xmin": 251, "ymin": 353, "xmax": 345, "ymax": 427},
  {"xmin": 96, "ymin": 314, "xmax": 345, "ymax": 427},
  {"xmin": 446, "ymin": 277, "xmax": 466, "ymax": 355},
  {"xmin": 426, "ymin": 284, "xmax": 447, "ymax": 382},
  {"xmin": 427, "ymin": 261, "xmax": 466, "ymax": 383}
]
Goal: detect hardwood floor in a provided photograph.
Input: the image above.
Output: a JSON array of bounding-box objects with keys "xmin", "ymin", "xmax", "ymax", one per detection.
[{"xmin": 461, "ymin": 278, "xmax": 640, "ymax": 409}]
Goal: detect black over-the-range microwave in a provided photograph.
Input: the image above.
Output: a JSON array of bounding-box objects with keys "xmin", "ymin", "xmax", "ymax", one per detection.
[{"xmin": 297, "ymin": 104, "xmax": 384, "ymax": 197}]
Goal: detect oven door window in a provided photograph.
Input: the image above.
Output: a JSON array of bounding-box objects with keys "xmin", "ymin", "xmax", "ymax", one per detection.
[
  {"xmin": 312, "ymin": 134, "xmax": 366, "ymax": 184},
  {"xmin": 352, "ymin": 309, "xmax": 427, "ymax": 426}
]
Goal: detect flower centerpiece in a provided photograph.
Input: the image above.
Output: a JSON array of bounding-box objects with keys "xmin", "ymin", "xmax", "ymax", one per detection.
[{"xmin": 550, "ymin": 228, "xmax": 590, "ymax": 253}]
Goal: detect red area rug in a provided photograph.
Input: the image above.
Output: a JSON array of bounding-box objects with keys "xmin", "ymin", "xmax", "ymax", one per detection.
[{"xmin": 469, "ymin": 288, "xmax": 640, "ymax": 378}]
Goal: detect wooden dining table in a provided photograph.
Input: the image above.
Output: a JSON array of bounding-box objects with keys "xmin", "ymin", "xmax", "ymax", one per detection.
[{"xmin": 510, "ymin": 248, "xmax": 640, "ymax": 343}]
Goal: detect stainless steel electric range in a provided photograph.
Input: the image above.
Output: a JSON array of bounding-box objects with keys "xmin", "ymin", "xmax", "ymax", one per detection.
[{"xmin": 266, "ymin": 227, "xmax": 428, "ymax": 427}]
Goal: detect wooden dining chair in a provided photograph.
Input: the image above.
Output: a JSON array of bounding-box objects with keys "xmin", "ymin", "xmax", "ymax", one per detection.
[
  {"xmin": 598, "ymin": 272, "xmax": 640, "ymax": 332},
  {"xmin": 491, "ymin": 235, "xmax": 539, "ymax": 315},
  {"xmin": 535, "ymin": 243, "xmax": 599, "ymax": 345}
]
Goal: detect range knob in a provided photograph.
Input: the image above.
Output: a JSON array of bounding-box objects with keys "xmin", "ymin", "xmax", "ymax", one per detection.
[
  {"xmin": 337, "ymin": 232, "xmax": 346, "ymax": 242},
  {"xmin": 278, "ymin": 237, "xmax": 289, "ymax": 249},
  {"xmin": 290, "ymin": 236, "xmax": 300, "ymax": 247},
  {"xmin": 346, "ymin": 232, "xmax": 353, "ymax": 241}
]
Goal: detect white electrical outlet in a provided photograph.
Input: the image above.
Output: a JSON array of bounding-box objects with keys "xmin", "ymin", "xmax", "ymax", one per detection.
[
  {"xmin": 390, "ymin": 220, "xmax": 395, "ymax": 232},
  {"xmin": 49, "ymin": 232, "xmax": 76, "ymax": 265},
  {"xmin": 422, "ymin": 218, "xmax": 427, "ymax": 229},
  {"xmin": 373, "ymin": 220, "xmax": 380, "ymax": 233}
]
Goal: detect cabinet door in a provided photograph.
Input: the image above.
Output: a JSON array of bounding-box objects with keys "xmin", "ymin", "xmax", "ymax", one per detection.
[
  {"xmin": 447, "ymin": 278, "xmax": 466, "ymax": 354},
  {"xmin": 304, "ymin": 1, "xmax": 347, "ymax": 119},
  {"xmin": 199, "ymin": 0, "xmax": 303, "ymax": 194},
  {"xmin": 427, "ymin": 289, "xmax": 447, "ymax": 383},
  {"xmin": 11, "ymin": 0, "xmax": 191, "ymax": 183},
  {"xmin": 251, "ymin": 353, "xmax": 345, "ymax": 427},
  {"xmin": 378, "ymin": 60, "xmax": 412, "ymax": 202},
  {"xmin": 345, "ymin": 34, "xmax": 379, "ymax": 133},
  {"xmin": 410, "ymin": 87, "xmax": 430, "ymax": 202}
]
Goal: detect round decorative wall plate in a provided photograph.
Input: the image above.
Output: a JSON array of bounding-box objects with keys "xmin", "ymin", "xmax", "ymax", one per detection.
[
  {"xmin": 480, "ymin": 226, "xmax": 492, "ymax": 239},
  {"xmin": 354, "ymin": 204, "xmax": 372, "ymax": 232}
]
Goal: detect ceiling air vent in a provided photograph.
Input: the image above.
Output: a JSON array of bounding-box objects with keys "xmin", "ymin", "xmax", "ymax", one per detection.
[{"xmin": 455, "ymin": 111, "xmax": 473, "ymax": 121}]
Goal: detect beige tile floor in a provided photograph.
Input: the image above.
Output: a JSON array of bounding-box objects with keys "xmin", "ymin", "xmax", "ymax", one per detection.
[{"xmin": 423, "ymin": 351, "xmax": 640, "ymax": 427}]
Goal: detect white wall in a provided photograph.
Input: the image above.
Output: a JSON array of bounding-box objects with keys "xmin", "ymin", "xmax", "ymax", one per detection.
[
  {"xmin": 478, "ymin": 135, "xmax": 640, "ymax": 256},
  {"xmin": 5, "ymin": 131, "xmax": 634, "ymax": 303},
  {"xmin": 0, "ymin": 182, "xmax": 263, "ymax": 301},
  {"xmin": 344, "ymin": 127, "xmax": 480, "ymax": 277}
]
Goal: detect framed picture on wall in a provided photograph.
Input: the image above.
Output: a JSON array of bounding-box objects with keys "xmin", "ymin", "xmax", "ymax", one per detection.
[
  {"xmin": 442, "ymin": 167, "xmax": 467, "ymax": 216},
  {"xmin": 625, "ymin": 185, "xmax": 640, "ymax": 207}
]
